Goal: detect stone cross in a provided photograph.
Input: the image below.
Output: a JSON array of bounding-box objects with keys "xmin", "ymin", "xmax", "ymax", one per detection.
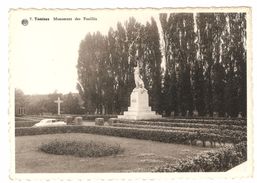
[{"xmin": 54, "ymin": 97, "xmax": 63, "ymax": 115}]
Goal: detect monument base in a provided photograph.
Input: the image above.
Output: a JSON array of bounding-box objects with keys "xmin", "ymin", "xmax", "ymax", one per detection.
[{"xmin": 118, "ymin": 88, "xmax": 162, "ymax": 120}]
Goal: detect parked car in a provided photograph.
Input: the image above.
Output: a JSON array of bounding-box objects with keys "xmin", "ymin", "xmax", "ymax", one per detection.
[{"xmin": 33, "ymin": 119, "xmax": 66, "ymax": 127}]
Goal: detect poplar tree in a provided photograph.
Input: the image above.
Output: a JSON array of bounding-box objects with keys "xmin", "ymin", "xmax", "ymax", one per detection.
[
  {"xmin": 76, "ymin": 13, "xmax": 247, "ymax": 117},
  {"xmin": 141, "ymin": 18, "xmax": 162, "ymax": 113},
  {"xmin": 159, "ymin": 13, "xmax": 178, "ymax": 115},
  {"xmin": 197, "ymin": 13, "xmax": 215, "ymax": 116}
]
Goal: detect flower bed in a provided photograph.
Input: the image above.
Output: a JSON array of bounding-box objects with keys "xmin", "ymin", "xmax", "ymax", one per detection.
[
  {"xmin": 153, "ymin": 141, "xmax": 247, "ymax": 172},
  {"xmin": 39, "ymin": 139, "xmax": 124, "ymax": 157}
]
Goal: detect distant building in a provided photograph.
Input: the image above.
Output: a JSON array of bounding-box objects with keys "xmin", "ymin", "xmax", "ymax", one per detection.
[{"xmin": 15, "ymin": 106, "xmax": 25, "ymax": 116}]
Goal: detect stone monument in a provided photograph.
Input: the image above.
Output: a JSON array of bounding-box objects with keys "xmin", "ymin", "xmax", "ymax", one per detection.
[{"xmin": 118, "ymin": 64, "xmax": 161, "ymax": 120}]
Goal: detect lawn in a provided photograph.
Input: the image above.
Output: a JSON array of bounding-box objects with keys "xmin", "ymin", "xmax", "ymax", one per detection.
[{"xmin": 16, "ymin": 133, "xmax": 213, "ymax": 173}]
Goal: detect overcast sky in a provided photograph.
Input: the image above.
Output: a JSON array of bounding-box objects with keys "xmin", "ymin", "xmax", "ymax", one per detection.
[
  {"xmin": 10, "ymin": 9, "xmax": 163, "ymax": 95},
  {"xmin": 10, "ymin": 8, "xmax": 244, "ymax": 95}
]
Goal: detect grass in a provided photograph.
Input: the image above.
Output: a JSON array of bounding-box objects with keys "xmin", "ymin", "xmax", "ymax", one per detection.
[
  {"xmin": 16, "ymin": 133, "xmax": 212, "ymax": 173},
  {"xmin": 39, "ymin": 140, "xmax": 124, "ymax": 157}
]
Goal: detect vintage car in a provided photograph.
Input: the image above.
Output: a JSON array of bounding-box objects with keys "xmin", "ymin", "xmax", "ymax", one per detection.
[{"xmin": 33, "ymin": 118, "xmax": 66, "ymax": 127}]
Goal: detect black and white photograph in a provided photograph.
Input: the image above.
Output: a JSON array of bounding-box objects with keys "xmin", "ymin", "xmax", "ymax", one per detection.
[{"xmin": 8, "ymin": 7, "xmax": 252, "ymax": 180}]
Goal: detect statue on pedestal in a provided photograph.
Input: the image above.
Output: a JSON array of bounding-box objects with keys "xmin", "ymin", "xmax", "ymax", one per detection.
[
  {"xmin": 127, "ymin": 29, "xmax": 145, "ymax": 90},
  {"xmin": 117, "ymin": 31, "xmax": 162, "ymax": 120},
  {"xmin": 134, "ymin": 64, "xmax": 145, "ymax": 89}
]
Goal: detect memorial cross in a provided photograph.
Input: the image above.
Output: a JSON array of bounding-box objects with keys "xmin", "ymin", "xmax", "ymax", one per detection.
[{"xmin": 54, "ymin": 97, "xmax": 63, "ymax": 115}]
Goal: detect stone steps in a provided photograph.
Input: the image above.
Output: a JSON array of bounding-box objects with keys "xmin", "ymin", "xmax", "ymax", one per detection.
[
  {"xmin": 118, "ymin": 112, "xmax": 162, "ymax": 120},
  {"xmin": 118, "ymin": 88, "xmax": 162, "ymax": 120},
  {"xmin": 127, "ymin": 106, "xmax": 152, "ymax": 112}
]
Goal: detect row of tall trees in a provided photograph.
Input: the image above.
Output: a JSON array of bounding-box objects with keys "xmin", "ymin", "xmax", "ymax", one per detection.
[
  {"xmin": 160, "ymin": 13, "xmax": 246, "ymax": 117},
  {"xmin": 77, "ymin": 17, "xmax": 162, "ymax": 114},
  {"xmin": 77, "ymin": 13, "xmax": 247, "ymax": 117}
]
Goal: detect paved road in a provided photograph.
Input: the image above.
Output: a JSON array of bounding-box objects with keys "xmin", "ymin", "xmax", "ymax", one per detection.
[{"xmin": 79, "ymin": 121, "xmax": 95, "ymax": 126}]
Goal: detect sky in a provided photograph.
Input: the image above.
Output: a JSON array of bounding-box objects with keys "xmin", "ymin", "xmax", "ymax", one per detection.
[
  {"xmin": 10, "ymin": 8, "xmax": 247, "ymax": 95},
  {"xmin": 10, "ymin": 9, "xmax": 163, "ymax": 95}
]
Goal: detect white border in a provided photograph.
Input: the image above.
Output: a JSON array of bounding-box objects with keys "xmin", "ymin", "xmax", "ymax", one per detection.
[{"xmin": 2, "ymin": 0, "xmax": 257, "ymax": 183}]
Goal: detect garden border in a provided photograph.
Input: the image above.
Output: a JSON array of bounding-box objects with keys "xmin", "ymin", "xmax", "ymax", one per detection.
[{"xmin": 15, "ymin": 125, "xmax": 245, "ymax": 146}]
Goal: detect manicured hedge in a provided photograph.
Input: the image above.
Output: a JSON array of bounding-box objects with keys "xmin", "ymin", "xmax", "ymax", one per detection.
[
  {"xmin": 111, "ymin": 119, "xmax": 246, "ymax": 131},
  {"xmin": 15, "ymin": 117, "xmax": 30, "ymax": 122},
  {"xmin": 15, "ymin": 121, "xmax": 38, "ymax": 128},
  {"xmin": 152, "ymin": 115, "xmax": 246, "ymax": 121},
  {"xmin": 15, "ymin": 125, "xmax": 242, "ymax": 146},
  {"xmin": 113, "ymin": 122, "xmax": 246, "ymax": 142},
  {"xmin": 153, "ymin": 141, "xmax": 247, "ymax": 172},
  {"xmin": 111, "ymin": 119, "xmax": 246, "ymax": 145},
  {"xmin": 39, "ymin": 140, "xmax": 124, "ymax": 157},
  {"xmin": 113, "ymin": 118, "xmax": 247, "ymax": 126},
  {"xmin": 83, "ymin": 115, "xmax": 117, "ymax": 121},
  {"xmin": 15, "ymin": 117, "xmax": 43, "ymax": 122}
]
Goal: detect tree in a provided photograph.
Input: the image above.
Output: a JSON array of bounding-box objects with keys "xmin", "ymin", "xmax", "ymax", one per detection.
[
  {"xmin": 211, "ymin": 61, "xmax": 226, "ymax": 116},
  {"xmin": 15, "ymin": 89, "xmax": 27, "ymax": 116},
  {"xmin": 77, "ymin": 33, "xmax": 97, "ymax": 113},
  {"xmin": 191, "ymin": 60, "xmax": 205, "ymax": 115},
  {"xmin": 76, "ymin": 13, "xmax": 247, "ymax": 118},
  {"xmin": 45, "ymin": 92, "xmax": 62, "ymax": 114},
  {"xmin": 63, "ymin": 93, "xmax": 84, "ymax": 114},
  {"xmin": 210, "ymin": 14, "xmax": 227, "ymax": 117},
  {"xmin": 141, "ymin": 17, "xmax": 162, "ymax": 113},
  {"xmin": 159, "ymin": 13, "xmax": 178, "ymax": 115},
  {"xmin": 197, "ymin": 13, "xmax": 216, "ymax": 116},
  {"xmin": 77, "ymin": 32, "xmax": 108, "ymax": 114},
  {"xmin": 25, "ymin": 94, "xmax": 48, "ymax": 115},
  {"xmin": 160, "ymin": 13, "xmax": 194, "ymax": 116},
  {"xmin": 115, "ymin": 22, "xmax": 131, "ymax": 113},
  {"xmin": 222, "ymin": 13, "xmax": 247, "ymax": 117}
]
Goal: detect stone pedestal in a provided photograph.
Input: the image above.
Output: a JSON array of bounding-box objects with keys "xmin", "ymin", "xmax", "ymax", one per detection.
[{"xmin": 118, "ymin": 88, "xmax": 161, "ymax": 120}]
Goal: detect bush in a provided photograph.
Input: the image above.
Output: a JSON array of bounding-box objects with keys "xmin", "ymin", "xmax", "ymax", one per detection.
[
  {"xmin": 15, "ymin": 117, "xmax": 29, "ymax": 121},
  {"xmin": 113, "ymin": 122, "xmax": 246, "ymax": 143},
  {"xmin": 95, "ymin": 118, "xmax": 104, "ymax": 126},
  {"xmin": 110, "ymin": 119, "xmax": 246, "ymax": 131},
  {"xmin": 15, "ymin": 121, "xmax": 38, "ymax": 127},
  {"xmin": 113, "ymin": 122, "xmax": 245, "ymax": 134},
  {"xmin": 15, "ymin": 125, "xmax": 243, "ymax": 146},
  {"xmin": 83, "ymin": 115, "xmax": 117, "ymax": 121},
  {"xmin": 113, "ymin": 118, "xmax": 247, "ymax": 126},
  {"xmin": 39, "ymin": 140, "xmax": 124, "ymax": 157},
  {"xmin": 153, "ymin": 141, "xmax": 247, "ymax": 172}
]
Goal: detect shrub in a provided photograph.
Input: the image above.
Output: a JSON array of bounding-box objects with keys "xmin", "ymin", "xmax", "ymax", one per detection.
[
  {"xmin": 15, "ymin": 125, "xmax": 244, "ymax": 146},
  {"xmin": 39, "ymin": 140, "xmax": 124, "ymax": 157},
  {"xmin": 110, "ymin": 119, "xmax": 246, "ymax": 131},
  {"xmin": 113, "ymin": 122, "xmax": 245, "ymax": 136},
  {"xmin": 15, "ymin": 121, "xmax": 38, "ymax": 127},
  {"xmin": 15, "ymin": 117, "xmax": 29, "ymax": 121},
  {"xmin": 148, "ymin": 116, "xmax": 246, "ymax": 121},
  {"xmin": 83, "ymin": 115, "xmax": 117, "ymax": 121},
  {"xmin": 112, "ymin": 118, "xmax": 247, "ymax": 126},
  {"xmin": 153, "ymin": 141, "xmax": 247, "ymax": 172},
  {"xmin": 95, "ymin": 118, "xmax": 104, "ymax": 126}
]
